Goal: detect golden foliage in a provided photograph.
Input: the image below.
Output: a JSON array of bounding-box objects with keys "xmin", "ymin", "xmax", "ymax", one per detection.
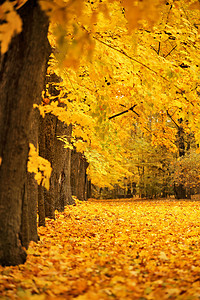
[
  {"xmin": 122, "ymin": 0, "xmax": 165, "ymax": 30},
  {"xmin": 27, "ymin": 143, "xmax": 52, "ymax": 190},
  {"xmin": 2, "ymin": 0, "xmax": 199, "ymax": 188},
  {"xmin": 1, "ymin": 199, "xmax": 200, "ymax": 298},
  {"xmin": 37, "ymin": 0, "xmax": 200, "ymax": 189},
  {"xmin": 0, "ymin": 1, "xmax": 22, "ymax": 54}
]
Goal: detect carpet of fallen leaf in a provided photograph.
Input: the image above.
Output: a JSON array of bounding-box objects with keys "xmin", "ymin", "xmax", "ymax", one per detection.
[{"xmin": 1, "ymin": 199, "xmax": 200, "ymax": 300}]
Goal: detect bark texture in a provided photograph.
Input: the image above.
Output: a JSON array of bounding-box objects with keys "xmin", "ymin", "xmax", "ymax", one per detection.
[
  {"xmin": 174, "ymin": 120, "xmax": 187, "ymax": 199},
  {"xmin": 38, "ymin": 114, "xmax": 75, "ymax": 217},
  {"xmin": 20, "ymin": 107, "xmax": 41, "ymax": 248},
  {"xmin": 0, "ymin": 1, "xmax": 50, "ymax": 265},
  {"xmin": 71, "ymin": 151, "xmax": 89, "ymax": 201},
  {"xmin": 38, "ymin": 72, "xmax": 75, "ymax": 222},
  {"xmin": 54, "ymin": 123, "xmax": 75, "ymax": 210}
]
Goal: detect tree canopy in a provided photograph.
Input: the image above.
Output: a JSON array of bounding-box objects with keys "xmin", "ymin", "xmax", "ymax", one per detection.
[
  {"xmin": 0, "ymin": 0, "xmax": 200, "ymax": 190},
  {"xmin": 40, "ymin": 0, "xmax": 200, "ymax": 188}
]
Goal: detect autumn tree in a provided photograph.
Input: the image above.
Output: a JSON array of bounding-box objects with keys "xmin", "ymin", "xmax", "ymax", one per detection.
[
  {"xmin": 173, "ymin": 149, "xmax": 200, "ymax": 198},
  {"xmin": 0, "ymin": 1, "xmax": 50, "ymax": 266},
  {"xmin": 20, "ymin": 106, "xmax": 41, "ymax": 248},
  {"xmin": 38, "ymin": 71, "xmax": 76, "ymax": 223}
]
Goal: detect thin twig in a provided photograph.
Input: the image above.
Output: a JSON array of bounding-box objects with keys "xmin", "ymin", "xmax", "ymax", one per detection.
[
  {"xmin": 166, "ymin": 109, "xmax": 179, "ymax": 128},
  {"xmin": 93, "ymin": 35, "xmax": 184, "ymax": 93},
  {"xmin": 164, "ymin": 44, "xmax": 177, "ymax": 58},
  {"xmin": 158, "ymin": 41, "xmax": 161, "ymax": 55},
  {"xmin": 108, "ymin": 105, "xmax": 138, "ymax": 120}
]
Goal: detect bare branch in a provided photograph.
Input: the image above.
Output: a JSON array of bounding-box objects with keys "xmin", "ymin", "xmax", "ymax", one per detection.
[
  {"xmin": 158, "ymin": 41, "xmax": 161, "ymax": 55},
  {"xmin": 166, "ymin": 109, "xmax": 179, "ymax": 128},
  {"xmin": 108, "ymin": 105, "xmax": 138, "ymax": 120}
]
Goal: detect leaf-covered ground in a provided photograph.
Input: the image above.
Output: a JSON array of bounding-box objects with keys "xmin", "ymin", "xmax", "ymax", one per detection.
[{"xmin": 1, "ymin": 199, "xmax": 200, "ymax": 300}]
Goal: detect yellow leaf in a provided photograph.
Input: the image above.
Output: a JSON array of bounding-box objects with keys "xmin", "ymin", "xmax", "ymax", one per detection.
[
  {"xmin": 0, "ymin": 2, "xmax": 22, "ymax": 54},
  {"xmin": 158, "ymin": 251, "xmax": 168, "ymax": 261},
  {"xmin": 27, "ymin": 143, "xmax": 52, "ymax": 190}
]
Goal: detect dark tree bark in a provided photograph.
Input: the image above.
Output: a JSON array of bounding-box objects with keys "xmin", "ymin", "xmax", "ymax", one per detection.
[
  {"xmin": 54, "ymin": 123, "xmax": 75, "ymax": 210},
  {"xmin": 39, "ymin": 116, "xmax": 75, "ymax": 214},
  {"xmin": 0, "ymin": 1, "xmax": 50, "ymax": 266},
  {"xmin": 44, "ymin": 114, "xmax": 57, "ymax": 219},
  {"xmin": 38, "ymin": 72, "xmax": 75, "ymax": 220},
  {"xmin": 174, "ymin": 119, "xmax": 187, "ymax": 199},
  {"xmin": 20, "ymin": 107, "xmax": 41, "ymax": 248},
  {"xmin": 27, "ymin": 173, "xmax": 39, "ymax": 242},
  {"xmin": 38, "ymin": 115, "xmax": 48, "ymax": 226},
  {"xmin": 71, "ymin": 150, "xmax": 80, "ymax": 197},
  {"xmin": 46, "ymin": 72, "xmax": 75, "ymax": 208},
  {"xmin": 20, "ymin": 176, "xmax": 29, "ymax": 249},
  {"xmin": 87, "ymin": 179, "xmax": 92, "ymax": 199},
  {"xmin": 71, "ymin": 151, "xmax": 89, "ymax": 201},
  {"xmin": 174, "ymin": 183, "xmax": 186, "ymax": 199},
  {"xmin": 38, "ymin": 113, "xmax": 56, "ymax": 219},
  {"xmin": 177, "ymin": 122, "xmax": 185, "ymax": 157},
  {"xmin": 38, "ymin": 184, "xmax": 46, "ymax": 227},
  {"xmin": 166, "ymin": 114, "xmax": 188, "ymax": 199}
]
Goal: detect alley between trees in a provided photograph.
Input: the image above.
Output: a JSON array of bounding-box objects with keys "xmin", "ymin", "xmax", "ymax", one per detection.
[{"xmin": 1, "ymin": 199, "xmax": 200, "ymax": 299}]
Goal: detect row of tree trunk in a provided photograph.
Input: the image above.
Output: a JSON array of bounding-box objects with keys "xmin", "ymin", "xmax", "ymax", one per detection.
[
  {"xmin": 0, "ymin": 1, "xmax": 90, "ymax": 266},
  {"xmin": 21, "ymin": 83, "xmax": 90, "ymax": 245}
]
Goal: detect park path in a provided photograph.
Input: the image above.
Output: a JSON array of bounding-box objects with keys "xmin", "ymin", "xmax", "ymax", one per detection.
[{"xmin": 1, "ymin": 199, "xmax": 200, "ymax": 299}]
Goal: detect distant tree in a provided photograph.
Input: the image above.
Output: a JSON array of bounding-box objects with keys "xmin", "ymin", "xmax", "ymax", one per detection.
[{"xmin": 173, "ymin": 149, "xmax": 200, "ymax": 198}]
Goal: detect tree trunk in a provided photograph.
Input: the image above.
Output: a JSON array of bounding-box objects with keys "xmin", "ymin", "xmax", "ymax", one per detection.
[
  {"xmin": 43, "ymin": 114, "xmax": 57, "ymax": 219},
  {"xmin": 20, "ymin": 107, "xmax": 40, "ymax": 248},
  {"xmin": 71, "ymin": 151, "xmax": 89, "ymax": 201},
  {"xmin": 71, "ymin": 150, "xmax": 79, "ymax": 197},
  {"xmin": 174, "ymin": 120, "xmax": 187, "ymax": 199},
  {"xmin": 38, "ymin": 113, "xmax": 57, "ymax": 219},
  {"xmin": 20, "ymin": 176, "xmax": 29, "ymax": 249},
  {"xmin": 38, "ymin": 115, "xmax": 47, "ymax": 226},
  {"xmin": 39, "ymin": 116, "xmax": 76, "ymax": 212},
  {"xmin": 54, "ymin": 123, "xmax": 75, "ymax": 209},
  {"xmin": 174, "ymin": 183, "xmax": 186, "ymax": 199},
  {"xmin": 38, "ymin": 72, "xmax": 75, "ymax": 217},
  {"xmin": 87, "ymin": 179, "xmax": 92, "ymax": 199},
  {"xmin": 0, "ymin": 1, "xmax": 50, "ymax": 266},
  {"xmin": 38, "ymin": 184, "xmax": 46, "ymax": 227}
]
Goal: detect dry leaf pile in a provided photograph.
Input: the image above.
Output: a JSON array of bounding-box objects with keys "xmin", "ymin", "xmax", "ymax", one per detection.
[{"xmin": 1, "ymin": 199, "xmax": 200, "ymax": 299}]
